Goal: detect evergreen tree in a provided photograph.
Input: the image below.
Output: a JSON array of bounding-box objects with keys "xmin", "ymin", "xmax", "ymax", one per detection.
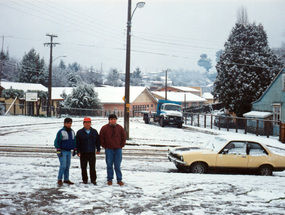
[
  {"xmin": 105, "ymin": 68, "xmax": 122, "ymax": 87},
  {"xmin": 1, "ymin": 89, "xmax": 24, "ymax": 99},
  {"xmin": 18, "ymin": 49, "xmax": 47, "ymax": 86},
  {"xmin": 63, "ymin": 84, "xmax": 101, "ymax": 109},
  {"xmin": 80, "ymin": 68, "xmax": 103, "ymax": 86},
  {"xmin": 131, "ymin": 68, "xmax": 143, "ymax": 86},
  {"xmin": 214, "ymin": 22, "xmax": 283, "ymax": 116},
  {"xmin": 58, "ymin": 59, "xmax": 66, "ymax": 70},
  {"xmin": 0, "ymin": 50, "xmax": 20, "ymax": 82},
  {"xmin": 68, "ymin": 62, "xmax": 81, "ymax": 72}
]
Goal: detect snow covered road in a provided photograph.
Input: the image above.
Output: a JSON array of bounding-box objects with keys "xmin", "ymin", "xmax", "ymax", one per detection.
[{"xmin": 0, "ymin": 116, "xmax": 285, "ymax": 214}]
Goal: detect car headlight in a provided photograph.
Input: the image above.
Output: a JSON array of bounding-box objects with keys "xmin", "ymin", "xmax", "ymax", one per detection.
[{"xmin": 180, "ymin": 155, "xmax": 184, "ymax": 161}]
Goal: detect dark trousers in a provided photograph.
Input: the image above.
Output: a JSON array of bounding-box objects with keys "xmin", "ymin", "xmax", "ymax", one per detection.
[{"xmin": 80, "ymin": 152, "xmax": 97, "ymax": 182}]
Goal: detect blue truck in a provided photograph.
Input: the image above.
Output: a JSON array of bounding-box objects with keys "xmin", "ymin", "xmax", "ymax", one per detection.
[{"xmin": 142, "ymin": 100, "xmax": 184, "ymax": 128}]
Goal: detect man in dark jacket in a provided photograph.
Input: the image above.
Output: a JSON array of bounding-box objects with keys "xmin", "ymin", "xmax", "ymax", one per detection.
[
  {"xmin": 76, "ymin": 117, "xmax": 100, "ymax": 185},
  {"xmin": 54, "ymin": 117, "xmax": 76, "ymax": 186},
  {"xmin": 99, "ymin": 114, "xmax": 126, "ymax": 186}
]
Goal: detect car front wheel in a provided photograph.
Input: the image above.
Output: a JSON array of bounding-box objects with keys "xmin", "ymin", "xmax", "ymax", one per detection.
[
  {"xmin": 258, "ymin": 165, "xmax": 272, "ymax": 176},
  {"xmin": 190, "ymin": 162, "xmax": 207, "ymax": 174}
]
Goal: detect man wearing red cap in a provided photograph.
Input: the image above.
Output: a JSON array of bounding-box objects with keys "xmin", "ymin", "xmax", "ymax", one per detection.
[{"xmin": 76, "ymin": 117, "xmax": 101, "ymax": 185}]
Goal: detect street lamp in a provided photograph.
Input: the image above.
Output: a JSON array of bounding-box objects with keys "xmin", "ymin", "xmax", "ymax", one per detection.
[
  {"xmin": 124, "ymin": 1, "xmax": 145, "ymax": 140},
  {"xmin": 47, "ymin": 55, "xmax": 66, "ymax": 117}
]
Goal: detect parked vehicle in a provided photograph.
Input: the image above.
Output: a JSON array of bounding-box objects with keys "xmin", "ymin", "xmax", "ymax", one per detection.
[
  {"xmin": 142, "ymin": 100, "xmax": 184, "ymax": 128},
  {"xmin": 168, "ymin": 139, "xmax": 285, "ymax": 175},
  {"xmin": 214, "ymin": 113, "xmax": 235, "ymax": 128}
]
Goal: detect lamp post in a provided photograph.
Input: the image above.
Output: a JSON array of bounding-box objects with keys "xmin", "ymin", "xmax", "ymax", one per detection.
[
  {"xmin": 47, "ymin": 55, "xmax": 66, "ymax": 117},
  {"xmin": 124, "ymin": 1, "xmax": 145, "ymax": 140}
]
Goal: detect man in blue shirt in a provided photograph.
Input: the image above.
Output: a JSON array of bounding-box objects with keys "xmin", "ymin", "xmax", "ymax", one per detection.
[
  {"xmin": 76, "ymin": 117, "xmax": 101, "ymax": 185},
  {"xmin": 54, "ymin": 118, "xmax": 76, "ymax": 186}
]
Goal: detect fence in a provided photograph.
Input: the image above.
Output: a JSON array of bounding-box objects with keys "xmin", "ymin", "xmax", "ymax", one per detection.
[
  {"xmin": 0, "ymin": 102, "xmax": 144, "ymax": 118},
  {"xmin": 184, "ymin": 113, "xmax": 281, "ymax": 139}
]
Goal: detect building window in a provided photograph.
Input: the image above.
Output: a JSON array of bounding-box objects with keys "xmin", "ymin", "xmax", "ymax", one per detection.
[{"xmin": 273, "ymin": 104, "xmax": 281, "ymax": 125}]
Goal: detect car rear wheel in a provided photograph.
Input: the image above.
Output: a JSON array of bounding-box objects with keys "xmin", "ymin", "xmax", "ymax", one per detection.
[
  {"xmin": 190, "ymin": 162, "xmax": 207, "ymax": 174},
  {"xmin": 258, "ymin": 165, "xmax": 272, "ymax": 176}
]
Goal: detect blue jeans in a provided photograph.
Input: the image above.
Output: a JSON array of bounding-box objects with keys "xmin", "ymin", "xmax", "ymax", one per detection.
[
  {"xmin": 105, "ymin": 148, "xmax": 122, "ymax": 182},
  {"xmin": 57, "ymin": 150, "xmax": 71, "ymax": 181}
]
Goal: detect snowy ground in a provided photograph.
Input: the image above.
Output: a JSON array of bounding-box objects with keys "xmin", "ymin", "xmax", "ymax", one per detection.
[{"xmin": 0, "ymin": 115, "xmax": 285, "ymax": 214}]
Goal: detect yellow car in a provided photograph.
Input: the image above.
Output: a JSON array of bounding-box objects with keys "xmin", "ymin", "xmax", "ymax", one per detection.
[{"xmin": 168, "ymin": 140, "xmax": 285, "ymax": 175}]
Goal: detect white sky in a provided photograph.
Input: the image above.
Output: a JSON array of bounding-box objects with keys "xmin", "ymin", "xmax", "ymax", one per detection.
[{"xmin": 1, "ymin": 0, "xmax": 285, "ymax": 74}]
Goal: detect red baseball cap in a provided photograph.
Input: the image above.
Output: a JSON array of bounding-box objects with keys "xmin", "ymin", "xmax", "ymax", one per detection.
[{"xmin": 83, "ymin": 117, "xmax": 91, "ymax": 122}]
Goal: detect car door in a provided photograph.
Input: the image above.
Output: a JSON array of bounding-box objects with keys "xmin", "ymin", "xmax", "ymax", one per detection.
[
  {"xmin": 247, "ymin": 142, "xmax": 269, "ymax": 168},
  {"xmin": 216, "ymin": 141, "xmax": 249, "ymax": 168}
]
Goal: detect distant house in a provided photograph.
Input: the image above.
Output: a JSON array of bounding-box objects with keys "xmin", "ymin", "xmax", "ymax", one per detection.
[
  {"xmin": 157, "ymin": 86, "xmax": 201, "ymax": 96},
  {"xmin": 0, "ymin": 81, "xmax": 48, "ymax": 116},
  {"xmin": 202, "ymin": 92, "xmax": 214, "ymax": 104},
  {"xmin": 243, "ymin": 67, "xmax": 285, "ymax": 135}
]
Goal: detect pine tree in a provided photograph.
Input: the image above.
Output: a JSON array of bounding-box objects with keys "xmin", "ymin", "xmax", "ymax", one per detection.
[
  {"xmin": 214, "ymin": 22, "xmax": 283, "ymax": 116},
  {"xmin": 131, "ymin": 68, "xmax": 143, "ymax": 86},
  {"xmin": 63, "ymin": 84, "xmax": 101, "ymax": 109},
  {"xmin": 105, "ymin": 69, "xmax": 122, "ymax": 87},
  {"xmin": 18, "ymin": 49, "xmax": 47, "ymax": 86}
]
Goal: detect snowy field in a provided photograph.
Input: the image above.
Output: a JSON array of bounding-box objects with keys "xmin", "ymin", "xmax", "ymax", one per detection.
[{"xmin": 1, "ymin": 115, "xmax": 285, "ymax": 214}]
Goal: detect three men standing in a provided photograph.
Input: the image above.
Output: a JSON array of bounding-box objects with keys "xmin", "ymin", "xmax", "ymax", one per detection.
[
  {"xmin": 76, "ymin": 117, "xmax": 101, "ymax": 185},
  {"xmin": 54, "ymin": 115, "xmax": 126, "ymax": 186},
  {"xmin": 100, "ymin": 114, "xmax": 126, "ymax": 186}
]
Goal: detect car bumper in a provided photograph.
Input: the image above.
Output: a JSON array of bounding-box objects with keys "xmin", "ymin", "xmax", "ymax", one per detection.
[{"xmin": 168, "ymin": 154, "xmax": 187, "ymax": 165}]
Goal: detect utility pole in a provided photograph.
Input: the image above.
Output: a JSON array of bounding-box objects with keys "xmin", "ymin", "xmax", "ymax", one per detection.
[
  {"xmin": 165, "ymin": 69, "xmax": 170, "ymax": 100},
  {"xmin": 124, "ymin": 0, "xmax": 132, "ymax": 140},
  {"xmin": 44, "ymin": 34, "xmax": 59, "ymax": 117}
]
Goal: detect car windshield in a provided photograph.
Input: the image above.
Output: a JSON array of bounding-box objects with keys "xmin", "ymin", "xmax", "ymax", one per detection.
[{"xmin": 164, "ymin": 105, "xmax": 181, "ymax": 111}]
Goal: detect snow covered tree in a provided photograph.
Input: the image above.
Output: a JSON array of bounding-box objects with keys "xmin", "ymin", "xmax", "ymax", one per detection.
[
  {"xmin": 68, "ymin": 62, "xmax": 81, "ymax": 72},
  {"xmin": 0, "ymin": 50, "xmax": 20, "ymax": 82},
  {"xmin": 1, "ymin": 89, "xmax": 24, "ymax": 99},
  {"xmin": 63, "ymin": 84, "xmax": 101, "ymax": 109},
  {"xmin": 79, "ymin": 68, "xmax": 103, "ymax": 86},
  {"xmin": 105, "ymin": 68, "xmax": 122, "ymax": 87},
  {"xmin": 214, "ymin": 22, "xmax": 284, "ymax": 116},
  {"xmin": 131, "ymin": 68, "xmax": 143, "ymax": 86},
  {"xmin": 18, "ymin": 49, "xmax": 47, "ymax": 86},
  {"xmin": 197, "ymin": 54, "xmax": 212, "ymax": 73},
  {"xmin": 58, "ymin": 59, "xmax": 66, "ymax": 70}
]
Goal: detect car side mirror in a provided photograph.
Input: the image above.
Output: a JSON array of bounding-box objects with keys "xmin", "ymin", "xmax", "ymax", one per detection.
[{"xmin": 222, "ymin": 149, "xmax": 229, "ymax": 154}]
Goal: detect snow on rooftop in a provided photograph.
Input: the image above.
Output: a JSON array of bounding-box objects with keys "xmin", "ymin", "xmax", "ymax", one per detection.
[
  {"xmin": 1, "ymin": 81, "xmax": 47, "ymax": 92},
  {"xmin": 202, "ymin": 92, "xmax": 214, "ymax": 99},
  {"xmin": 163, "ymin": 86, "xmax": 200, "ymax": 92},
  {"xmin": 152, "ymin": 91, "xmax": 206, "ymax": 102},
  {"xmin": 52, "ymin": 86, "xmax": 147, "ymax": 104},
  {"xmin": 243, "ymin": 111, "xmax": 273, "ymax": 119}
]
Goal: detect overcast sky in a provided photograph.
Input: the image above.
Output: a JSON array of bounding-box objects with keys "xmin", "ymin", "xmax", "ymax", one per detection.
[{"xmin": 1, "ymin": 0, "xmax": 285, "ymax": 74}]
